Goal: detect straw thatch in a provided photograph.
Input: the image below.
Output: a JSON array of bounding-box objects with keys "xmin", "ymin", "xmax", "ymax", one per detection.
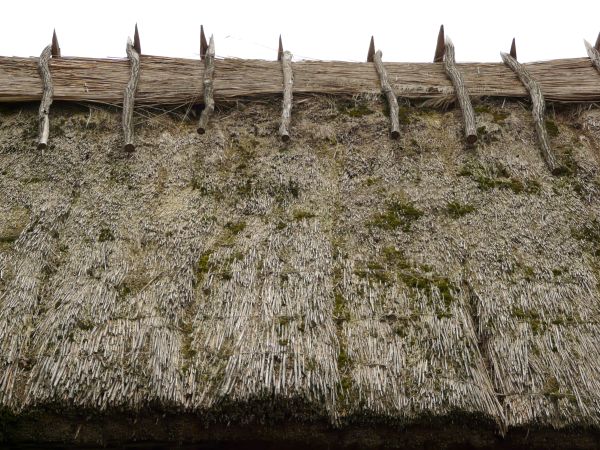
[
  {"xmin": 2, "ymin": 95, "xmax": 600, "ymax": 448},
  {"xmin": 0, "ymin": 55, "xmax": 600, "ymax": 107}
]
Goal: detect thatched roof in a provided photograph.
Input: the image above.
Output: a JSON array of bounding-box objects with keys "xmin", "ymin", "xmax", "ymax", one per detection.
[{"xmin": 2, "ymin": 96, "xmax": 600, "ymax": 448}]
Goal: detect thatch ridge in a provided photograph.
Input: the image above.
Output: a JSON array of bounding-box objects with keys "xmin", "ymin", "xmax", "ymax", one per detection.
[{"xmin": 2, "ymin": 96, "xmax": 600, "ymax": 447}]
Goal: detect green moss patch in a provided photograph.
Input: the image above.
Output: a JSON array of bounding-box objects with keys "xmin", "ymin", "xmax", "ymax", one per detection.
[{"xmin": 369, "ymin": 200, "xmax": 423, "ymax": 232}]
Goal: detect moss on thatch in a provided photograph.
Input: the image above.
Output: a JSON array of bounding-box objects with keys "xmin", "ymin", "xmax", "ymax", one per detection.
[{"xmin": 1, "ymin": 98, "xmax": 600, "ymax": 447}]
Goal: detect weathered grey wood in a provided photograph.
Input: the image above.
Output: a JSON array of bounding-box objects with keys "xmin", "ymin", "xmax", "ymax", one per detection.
[
  {"xmin": 510, "ymin": 38, "xmax": 517, "ymax": 60},
  {"xmin": 595, "ymin": 32, "xmax": 600, "ymax": 52},
  {"xmin": 443, "ymin": 38, "xmax": 477, "ymax": 145},
  {"xmin": 279, "ymin": 50, "xmax": 293, "ymax": 142},
  {"xmin": 367, "ymin": 36, "xmax": 375, "ymax": 63},
  {"xmin": 373, "ymin": 50, "xmax": 400, "ymax": 139},
  {"xmin": 123, "ymin": 38, "xmax": 140, "ymax": 151},
  {"xmin": 200, "ymin": 25, "xmax": 208, "ymax": 61},
  {"xmin": 434, "ymin": 25, "xmax": 445, "ymax": 63},
  {"xmin": 197, "ymin": 36, "xmax": 215, "ymax": 134},
  {"xmin": 133, "ymin": 24, "xmax": 141, "ymax": 55},
  {"xmin": 585, "ymin": 39, "xmax": 600, "ymax": 74},
  {"xmin": 501, "ymin": 52, "xmax": 558, "ymax": 172},
  {"xmin": 51, "ymin": 30, "xmax": 61, "ymax": 58},
  {"xmin": 37, "ymin": 45, "xmax": 53, "ymax": 150}
]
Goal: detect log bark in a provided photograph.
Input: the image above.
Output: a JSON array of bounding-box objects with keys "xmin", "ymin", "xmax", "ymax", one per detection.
[
  {"xmin": 373, "ymin": 50, "xmax": 400, "ymax": 139},
  {"xmin": 197, "ymin": 36, "xmax": 215, "ymax": 134},
  {"xmin": 37, "ymin": 45, "xmax": 53, "ymax": 150},
  {"xmin": 279, "ymin": 50, "xmax": 293, "ymax": 142},
  {"xmin": 123, "ymin": 38, "xmax": 140, "ymax": 151},
  {"xmin": 585, "ymin": 40, "xmax": 600, "ymax": 74},
  {"xmin": 501, "ymin": 52, "xmax": 558, "ymax": 172},
  {"xmin": 443, "ymin": 39, "xmax": 477, "ymax": 145}
]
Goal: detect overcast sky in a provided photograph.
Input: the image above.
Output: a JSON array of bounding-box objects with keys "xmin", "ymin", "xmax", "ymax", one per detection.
[{"xmin": 1, "ymin": 0, "xmax": 599, "ymax": 63}]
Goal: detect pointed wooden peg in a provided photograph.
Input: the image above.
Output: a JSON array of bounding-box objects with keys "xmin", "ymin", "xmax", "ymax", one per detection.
[
  {"xmin": 367, "ymin": 36, "xmax": 375, "ymax": 62},
  {"xmin": 200, "ymin": 25, "xmax": 208, "ymax": 60},
  {"xmin": 51, "ymin": 29, "xmax": 61, "ymax": 57},
  {"xmin": 133, "ymin": 24, "xmax": 141, "ymax": 54},
  {"xmin": 433, "ymin": 25, "xmax": 445, "ymax": 62},
  {"xmin": 510, "ymin": 38, "xmax": 517, "ymax": 60},
  {"xmin": 595, "ymin": 32, "xmax": 600, "ymax": 52},
  {"xmin": 278, "ymin": 35, "xmax": 284, "ymax": 61}
]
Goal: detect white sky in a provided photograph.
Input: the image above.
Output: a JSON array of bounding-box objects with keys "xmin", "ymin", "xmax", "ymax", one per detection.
[{"xmin": 1, "ymin": 0, "xmax": 599, "ymax": 63}]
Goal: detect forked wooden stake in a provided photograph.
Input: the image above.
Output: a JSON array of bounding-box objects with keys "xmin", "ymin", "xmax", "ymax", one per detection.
[
  {"xmin": 443, "ymin": 38, "xmax": 477, "ymax": 145},
  {"xmin": 433, "ymin": 25, "xmax": 445, "ymax": 62},
  {"xmin": 123, "ymin": 36, "xmax": 140, "ymax": 151},
  {"xmin": 37, "ymin": 45, "xmax": 53, "ymax": 149},
  {"xmin": 197, "ymin": 35, "xmax": 215, "ymax": 134},
  {"xmin": 279, "ymin": 38, "xmax": 293, "ymax": 142},
  {"xmin": 373, "ymin": 49, "xmax": 400, "ymax": 139},
  {"xmin": 501, "ymin": 51, "xmax": 558, "ymax": 172}
]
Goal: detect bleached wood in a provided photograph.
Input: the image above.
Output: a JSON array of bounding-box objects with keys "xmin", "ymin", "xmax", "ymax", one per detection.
[
  {"xmin": 373, "ymin": 50, "xmax": 400, "ymax": 139},
  {"xmin": 279, "ymin": 50, "xmax": 293, "ymax": 142},
  {"xmin": 123, "ymin": 38, "xmax": 140, "ymax": 151},
  {"xmin": 585, "ymin": 40, "xmax": 600, "ymax": 74},
  {"xmin": 501, "ymin": 52, "xmax": 558, "ymax": 172},
  {"xmin": 197, "ymin": 36, "xmax": 215, "ymax": 134},
  {"xmin": 37, "ymin": 45, "xmax": 53, "ymax": 150},
  {"xmin": 443, "ymin": 39, "xmax": 477, "ymax": 145}
]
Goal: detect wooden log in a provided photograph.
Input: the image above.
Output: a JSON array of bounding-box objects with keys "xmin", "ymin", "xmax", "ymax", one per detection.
[
  {"xmin": 37, "ymin": 45, "xmax": 53, "ymax": 150},
  {"xmin": 279, "ymin": 50, "xmax": 293, "ymax": 142},
  {"xmin": 123, "ymin": 38, "xmax": 140, "ymax": 151},
  {"xmin": 373, "ymin": 50, "xmax": 400, "ymax": 139},
  {"xmin": 367, "ymin": 36, "xmax": 375, "ymax": 63},
  {"xmin": 51, "ymin": 30, "xmax": 61, "ymax": 57},
  {"xmin": 433, "ymin": 25, "xmax": 445, "ymax": 63},
  {"xmin": 510, "ymin": 38, "xmax": 517, "ymax": 60},
  {"xmin": 501, "ymin": 52, "xmax": 558, "ymax": 172},
  {"xmin": 443, "ymin": 38, "xmax": 477, "ymax": 145},
  {"xmin": 585, "ymin": 39, "xmax": 600, "ymax": 74},
  {"xmin": 200, "ymin": 25, "xmax": 208, "ymax": 61},
  {"xmin": 197, "ymin": 36, "xmax": 215, "ymax": 134}
]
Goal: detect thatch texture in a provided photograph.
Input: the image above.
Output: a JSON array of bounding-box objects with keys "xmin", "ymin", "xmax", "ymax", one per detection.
[
  {"xmin": 1, "ymin": 55, "xmax": 600, "ymax": 106},
  {"xmin": 2, "ymin": 97, "xmax": 600, "ymax": 447}
]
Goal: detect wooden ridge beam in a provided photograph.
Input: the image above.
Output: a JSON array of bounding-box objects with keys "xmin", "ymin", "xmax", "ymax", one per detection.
[
  {"xmin": 501, "ymin": 47, "xmax": 558, "ymax": 172},
  {"xmin": 197, "ymin": 35, "xmax": 215, "ymax": 134},
  {"xmin": 443, "ymin": 37, "xmax": 477, "ymax": 145}
]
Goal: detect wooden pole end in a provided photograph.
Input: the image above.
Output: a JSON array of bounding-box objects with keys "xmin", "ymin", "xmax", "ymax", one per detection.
[
  {"xmin": 133, "ymin": 24, "xmax": 141, "ymax": 54},
  {"xmin": 197, "ymin": 126, "xmax": 206, "ymax": 135},
  {"xmin": 200, "ymin": 25, "xmax": 208, "ymax": 60},
  {"xmin": 281, "ymin": 133, "xmax": 290, "ymax": 142},
  {"xmin": 367, "ymin": 36, "xmax": 375, "ymax": 62},
  {"xmin": 510, "ymin": 38, "xmax": 517, "ymax": 60},
  {"xmin": 466, "ymin": 134, "xmax": 478, "ymax": 146},
  {"xmin": 595, "ymin": 32, "xmax": 600, "ymax": 52},
  {"xmin": 124, "ymin": 143, "xmax": 135, "ymax": 152},
  {"xmin": 434, "ymin": 25, "xmax": 445, "ymax": 62},
  {"xmin": 37, "ymin": 142, "xmax": 48, "ymax": 150},
  {"xmin": 390, "ymin": 130, "xmax": 400, "ymax": 140},
  {"xmin": 51, "ymin": 29, "xmax": 61, "ymax": 57},
  {"xmin": 278, "ymin": 35, "xmax": 284, "ymax": 61}
]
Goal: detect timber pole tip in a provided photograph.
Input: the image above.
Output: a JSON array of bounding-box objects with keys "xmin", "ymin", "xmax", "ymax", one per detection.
[
  {"xmin": 367, "ymin": 36, "xmax": 375, "ymax": 62},
  {"xmin": 51, "ymin": 29, "xmax": 61, "ymax": 57},
  {"xmin": 433, "ymin": 25, "xmax": 445, "ymax": 62},
  {"xmin": 278, "ymin": 35, "xmax": 283, "ymax": 61},
  {"xmin": 510, "ymin": 38, "xmax": 517, "ymax": 60},
  {"xmin": 200, "ymin": 25, "xmax": 208, "ymax": 60},
  {"xmin": 595, "ymin": 32, "xmax": 600, "ymax": 52},
  {"xmin": 133, "ymin": 23, "xmax": 141, "ymax": 54}
]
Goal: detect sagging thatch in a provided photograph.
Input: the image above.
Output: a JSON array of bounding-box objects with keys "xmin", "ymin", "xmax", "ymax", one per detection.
[{"xmin": 1, "ymin": 96, "xmax": 600, "ymax": 448}]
